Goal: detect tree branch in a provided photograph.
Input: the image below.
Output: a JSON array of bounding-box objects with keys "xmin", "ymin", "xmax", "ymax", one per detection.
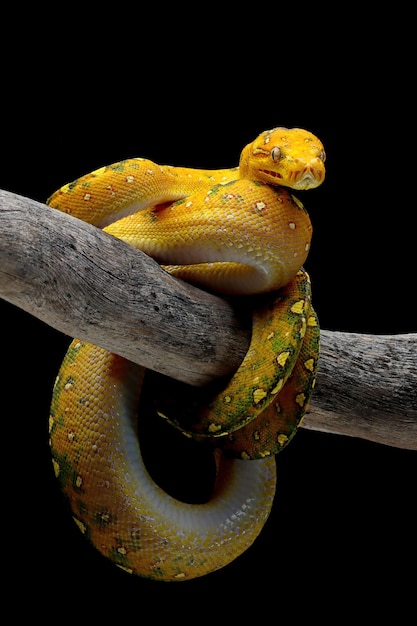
[{"xmin": 1, "ymin": 189, "xmax": 416, "ymax": 451}]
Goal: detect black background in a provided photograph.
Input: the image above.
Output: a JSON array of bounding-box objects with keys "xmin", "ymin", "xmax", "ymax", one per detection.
[{"xmin": 2, "ymin": 8, "xmax": 416, "ymax": 621}]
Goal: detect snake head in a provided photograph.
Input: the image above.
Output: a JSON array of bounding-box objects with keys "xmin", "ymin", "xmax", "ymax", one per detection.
[{"xmin": 239, "ymin": 127, "xmax": 326, "ymax": 190}]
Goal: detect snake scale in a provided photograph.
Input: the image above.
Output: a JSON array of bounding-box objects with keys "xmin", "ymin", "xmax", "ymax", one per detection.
[{"xmin": 48, "ymin": 127, "xmax": 325, "ymax": 581}]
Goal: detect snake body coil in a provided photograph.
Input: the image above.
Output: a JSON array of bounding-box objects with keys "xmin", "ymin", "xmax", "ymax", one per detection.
[{"xmin": 48, "ymin": 127, "xmax": 325, "ymax": 580}]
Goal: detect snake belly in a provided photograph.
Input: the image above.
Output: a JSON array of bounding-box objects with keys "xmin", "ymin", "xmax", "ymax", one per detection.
[{"xmin": 48, "ymin": 127, "xmax": 325, "ymax": 580}]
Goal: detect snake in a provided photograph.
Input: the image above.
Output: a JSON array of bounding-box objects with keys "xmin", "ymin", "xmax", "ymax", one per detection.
[{"xmin": 47, "ymin": 127, "xmax": 325, "ymax": 581}]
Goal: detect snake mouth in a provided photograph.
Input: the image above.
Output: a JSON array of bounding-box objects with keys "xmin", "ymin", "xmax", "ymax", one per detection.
[{"xmin": 290, "ymin": 170, "xmax": 324, "ymax": 190}]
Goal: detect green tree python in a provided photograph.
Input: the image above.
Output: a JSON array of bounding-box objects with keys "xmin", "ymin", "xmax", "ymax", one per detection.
[{"xmin": 48, "ymin": 127, "xmax": 326, "ymax": 581}]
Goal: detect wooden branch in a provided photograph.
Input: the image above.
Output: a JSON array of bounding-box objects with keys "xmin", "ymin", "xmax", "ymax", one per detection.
[
  {"xmin": 1, "ymin": 189, "xmax": 416, "ymax": 451},
  {"xmin": 304, "ymin": 330, "xmax": 416, "ymax": 450}
]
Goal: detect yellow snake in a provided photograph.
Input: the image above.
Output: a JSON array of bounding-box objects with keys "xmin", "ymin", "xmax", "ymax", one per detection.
[{"xmin": 48, "ymin": 127, "xmax": 325, "ymax": 581}]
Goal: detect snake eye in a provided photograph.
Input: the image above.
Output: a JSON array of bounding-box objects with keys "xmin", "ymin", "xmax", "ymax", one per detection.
[
  {"xmin": 271, "ymin": 147, "xmax": 281, "ymax": 163},
  {"xmin": 319, "ymin": 149, "xmax": 326, "ymax": 162}
]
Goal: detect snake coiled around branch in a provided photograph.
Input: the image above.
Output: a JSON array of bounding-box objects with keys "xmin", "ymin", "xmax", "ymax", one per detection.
[{"xmin": 48, "ymin": 127, "xmax": 325, "ymax": 580}]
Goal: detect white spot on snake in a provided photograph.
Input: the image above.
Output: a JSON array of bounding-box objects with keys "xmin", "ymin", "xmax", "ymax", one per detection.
[
  {"xmin": 289, "ymin": 222, "xmax": 296, "ymax": 229},
  {"xmin": 253, "ymin": 388, "xmax": 267, "ymax": 404},
  {"xmin": 146, "ymin": 169, "xmax": 154, "ymax": 175},
  {"xmin": 83, "ymin": 193, "xmax": 91, "ymax": 201},
  {"xmin": 304, "ymin": 358, "xmax": 315, "ymax": 372},
  {"xmin": 296, "ymin": 392, "xmax": 306, "ymax": 407},
  {"xmin": 291, "ymin": 300, "xmax": 305, "ymax": 314},
  {"xmin": 126, "ymin": 175, "xmax": 135, "ymax": 183},
  {"xmin": 277, "ymin": 351, "xmax": 290, "ymax": 367}
]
